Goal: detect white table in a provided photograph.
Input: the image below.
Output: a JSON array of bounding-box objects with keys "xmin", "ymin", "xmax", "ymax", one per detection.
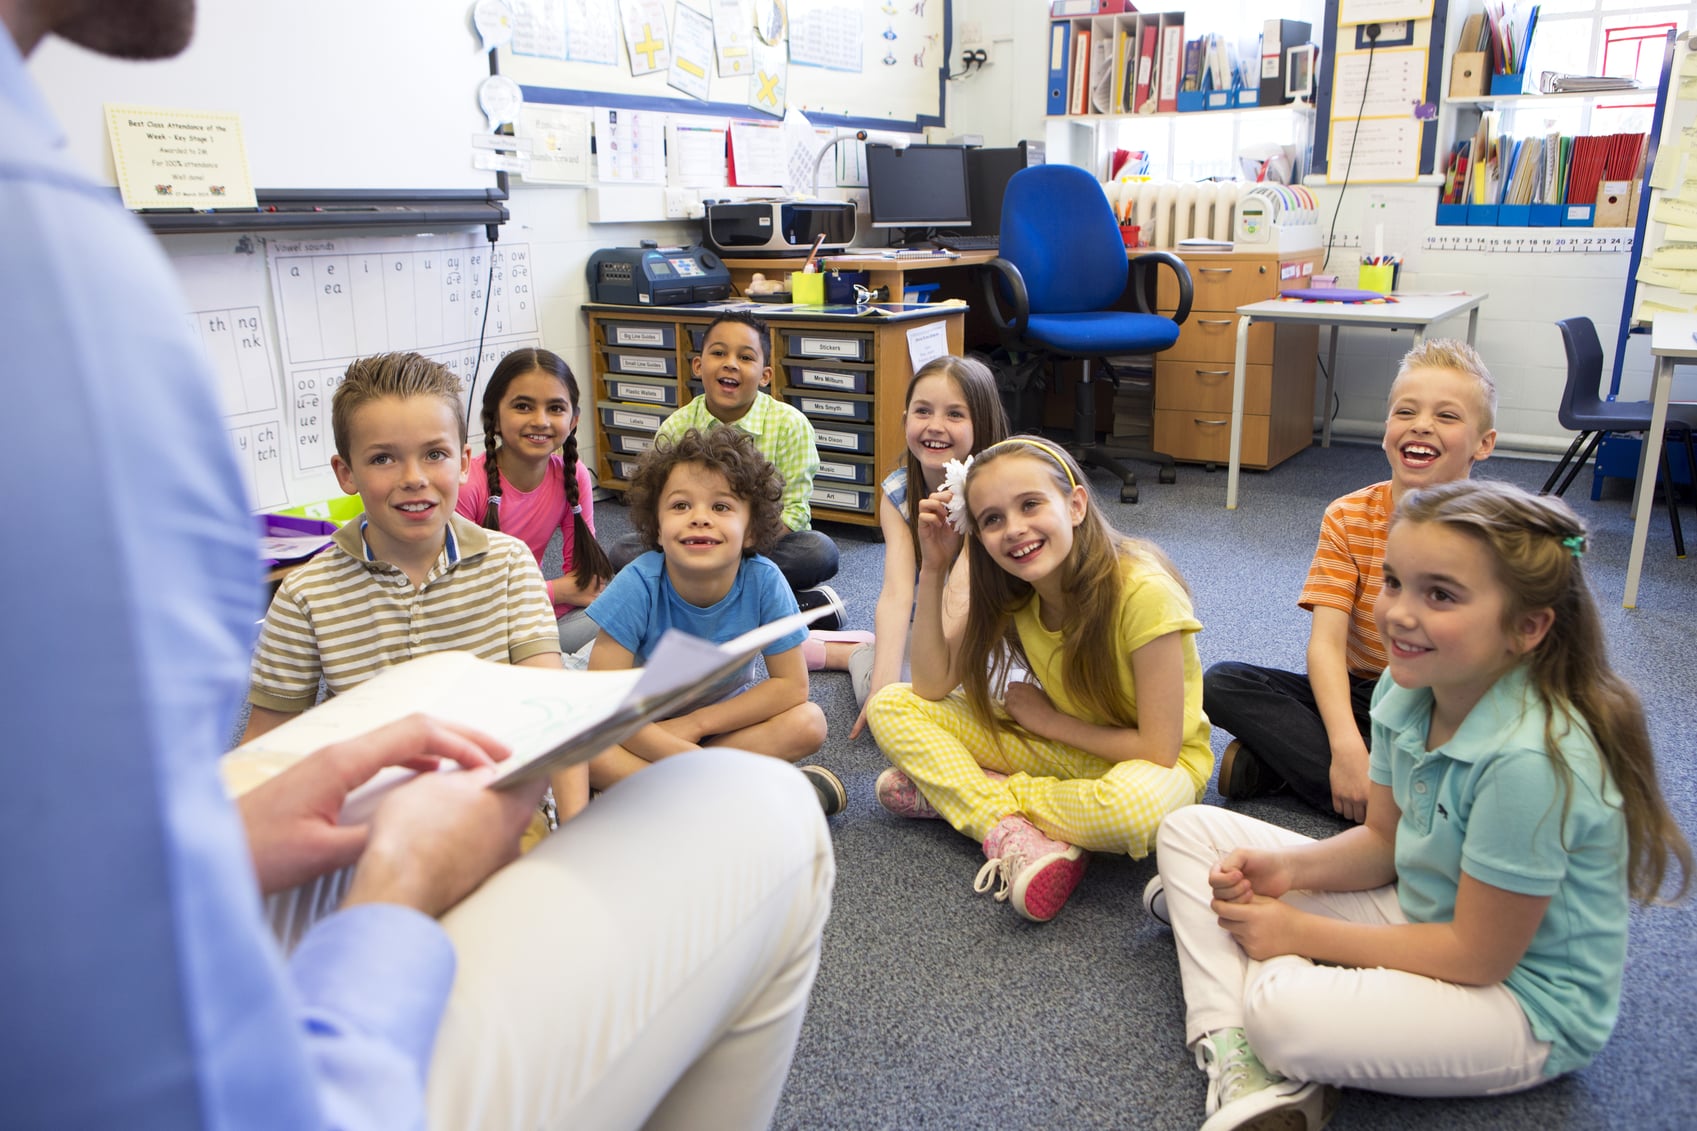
[
  {"xmin": 1227, "ymin": 292, "xmax": 1489, "ymax": 508},
  {"xmin": 1624, "ymin": 314, "xmax": 1697, "ymax": 606}
]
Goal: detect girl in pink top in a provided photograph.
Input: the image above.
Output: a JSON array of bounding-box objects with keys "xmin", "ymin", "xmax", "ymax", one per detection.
[{"xmin": 458, "ymin": 348, "xmax": 613, "ymax": 653}]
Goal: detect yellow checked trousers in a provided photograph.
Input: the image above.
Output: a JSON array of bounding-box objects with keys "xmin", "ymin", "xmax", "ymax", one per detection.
[{"xmin": 866, "ymin": 685, "xmax": 1202, "ymax": 855}]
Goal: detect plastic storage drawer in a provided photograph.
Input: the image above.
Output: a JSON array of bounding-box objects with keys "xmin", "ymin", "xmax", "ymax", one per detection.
[
  {"xmin": 782, "ymin": 330, "xmax": 870, "ymax": 362},
  {"xmin": 606, "ymin": 350, "xmax": 677, "ymax": 378},
  {"xmin": 816, "ymin": 454, "xmax": 875, "ymax": 485},
  {"xmin": 603, "ymin": 321, "xmax": 676, "ymax": 350},
  {"xmin": 791, "ymin": 392, "xmax": 873, "ymax": 423},
  {"xmin": 810, "ymin": 483, "xmax": 875, "ymax": 513},
  {"xmin": 789, "ymin": 362, "xmax": 871, "ymax": 393},
  {"xmin": 810, "ymin": 422, "xmax": 876, "ymax": 454},
  {"xmin": 605, "ymin": 429, "xmax": 658, "ymax": 456},
  {"xmin": 605, "ymin": 377, "xmax": 678, "ymax": 407}
]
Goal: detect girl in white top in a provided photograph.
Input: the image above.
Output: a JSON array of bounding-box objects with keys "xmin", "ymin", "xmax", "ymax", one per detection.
[{"xmin": 833, "ymin": 355, "xmax": 1008, "ymax": 735}]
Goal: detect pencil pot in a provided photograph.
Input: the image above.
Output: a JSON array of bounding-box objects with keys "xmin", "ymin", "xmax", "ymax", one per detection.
[
  {"xmin": 790, "ymin": 271, "xmax": 826, "ymax": 305},
  {"xmin": 1489, "ymin": 72, "xmax": 1535, "ymax": 95},
  {"xmin": 1358, "ymin": 263, "xmax": 1395, "ymax": 294},
  {"xmin": 1120, "ymin": 224, "xmax": 1140, "ymax": 248}
]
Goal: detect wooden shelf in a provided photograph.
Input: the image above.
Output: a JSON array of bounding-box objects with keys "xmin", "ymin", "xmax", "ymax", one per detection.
[
  {"xmin": 1445, "ymin": 89, "xmax": 1651, "ymax": 108},
  {"xmin": 1045, "ymin": 102, "xmax": 1314, "ymax": 124}
]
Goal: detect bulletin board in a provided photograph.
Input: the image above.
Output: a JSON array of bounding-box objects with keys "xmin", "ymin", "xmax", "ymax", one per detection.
[{"xmin": 498, "ymin": 0, "xmax": 950, "ymax": 132}]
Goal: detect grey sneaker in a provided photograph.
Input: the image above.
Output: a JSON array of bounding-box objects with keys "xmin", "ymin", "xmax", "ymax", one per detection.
[
  {"xmin": 1142, "ymin": 874, "xmax": 1169, "ymax": 927},
  {"xmin": 1197, "ymin": 1027, "xmax": 1338, "ymax": 1131},
  {"xmin": 800, "ymin": 765, "xmax": 846, "ymax": 817}
]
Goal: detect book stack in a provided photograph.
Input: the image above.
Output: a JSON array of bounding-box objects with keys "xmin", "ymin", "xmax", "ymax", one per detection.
[{"xmin": 1437, "ymin": 114, "xmax": 1644, "ymax": 227}]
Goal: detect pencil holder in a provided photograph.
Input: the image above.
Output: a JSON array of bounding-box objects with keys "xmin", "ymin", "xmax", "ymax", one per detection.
[
  {"xmin": 1358, "ymin": 262, "xmax": 1395, "ymax": 294},
  {"xmin": 790, "ymin": 271, "xmax": 825, "ymax": 305}
]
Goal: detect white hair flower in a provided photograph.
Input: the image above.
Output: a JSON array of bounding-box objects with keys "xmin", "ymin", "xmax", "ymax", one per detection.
[{"xmin": 941, "ymin": 456, "xmax": 973, "ymax": 534}]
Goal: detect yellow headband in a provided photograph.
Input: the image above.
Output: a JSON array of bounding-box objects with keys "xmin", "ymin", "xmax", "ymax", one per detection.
[{"xmin": 979, "ymin": 437, "xmax": 1079, "ymax": 489}]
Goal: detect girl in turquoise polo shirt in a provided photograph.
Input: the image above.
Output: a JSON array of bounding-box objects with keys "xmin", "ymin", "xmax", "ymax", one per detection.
[{"xmin": 1148, "ymin": 479, "xmax": 1691, "ymax": 1131}]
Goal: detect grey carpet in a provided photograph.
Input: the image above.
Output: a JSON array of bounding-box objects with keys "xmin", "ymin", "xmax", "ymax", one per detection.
[{"xmin": 585, "ymin": 441, "xmax": 1696, "ymax": 1131}]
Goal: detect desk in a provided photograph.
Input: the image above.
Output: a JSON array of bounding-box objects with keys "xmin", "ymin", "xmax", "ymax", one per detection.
[
  {"xmin": 1624, "ymin": 314, "xmax": 1697, "ymax": 606},
  {"xmin": 1227, "ymin": 292, "xmax": 1489, "ymax": 509},
  {"xmin": 584, "ymin": 301, "xmax": 963, "ymax": 528},
  {"xmin": 722, "ymin": 250, "xmax": 997, "ymax": 305}
]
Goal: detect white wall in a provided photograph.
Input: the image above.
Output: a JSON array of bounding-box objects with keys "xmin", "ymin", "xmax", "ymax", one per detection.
[{"xmin": 923, "ymin": 0, "xmax": 1697, "ymax": 456}]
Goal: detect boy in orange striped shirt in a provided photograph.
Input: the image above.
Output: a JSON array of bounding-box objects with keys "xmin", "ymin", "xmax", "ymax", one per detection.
[{"xmin": 1201, "ymin": 341, "xmax": 1497, "ymax": 821}]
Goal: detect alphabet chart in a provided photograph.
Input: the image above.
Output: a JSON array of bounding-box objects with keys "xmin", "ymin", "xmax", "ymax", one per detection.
[
  {"xmin": 168, "ymin": 232, "xmax": 539, "ymax": 512},
  {"xmin": 268, "ymin": 232, "xmax": 540, "ymax": 479}
]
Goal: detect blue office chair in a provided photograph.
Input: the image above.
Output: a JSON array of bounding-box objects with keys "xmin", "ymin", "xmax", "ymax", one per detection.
[
  {"xmin": 980, "ymin": 163, "xmax": 1193, "ymax": 503},
  {"xmin": 1542, "ymin": 316, "xmax": 1697, "ymax": 555}
]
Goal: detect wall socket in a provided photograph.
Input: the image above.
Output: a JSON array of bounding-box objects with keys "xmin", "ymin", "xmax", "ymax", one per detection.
[
  {"xmin": 960, "ymin": 21, "xmax": 983, "ymax": 46},
  {"xmin": 665, "ymin": 188, "xmax": 698, "ymax": 220}
]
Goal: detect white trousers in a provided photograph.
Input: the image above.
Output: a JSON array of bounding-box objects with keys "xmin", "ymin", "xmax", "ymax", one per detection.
[
  {"xmin": 1155, "ymin": 805, "xmax": 1551, "ymax": 1098},
  {"xmin": 426, "ymin": 748, "xmax": 835, "ymax": 1130}
]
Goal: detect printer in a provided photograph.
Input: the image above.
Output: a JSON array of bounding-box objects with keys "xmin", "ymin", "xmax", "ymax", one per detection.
[
  {"xmin": 586, "ymin": 243, "xmax": 733, "ymax": 306},
  {"xmin": 701, "ymin": 199, "xmax": 856, "ymax": 258}
]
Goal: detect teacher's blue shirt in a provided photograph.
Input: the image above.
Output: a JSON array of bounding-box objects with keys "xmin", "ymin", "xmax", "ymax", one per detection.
[{"xmin": 0, "ymin": 32, "xmax": 451, "ymax": 1129}]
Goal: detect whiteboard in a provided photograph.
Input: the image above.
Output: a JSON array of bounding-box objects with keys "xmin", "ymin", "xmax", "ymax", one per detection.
[
  {"xmin": 499, "ymin": 0, "xmax": 948, "ymax": 132},
  {"xmin": 26, "ymin": 0, "xmax": 497, "ymax": 193}
]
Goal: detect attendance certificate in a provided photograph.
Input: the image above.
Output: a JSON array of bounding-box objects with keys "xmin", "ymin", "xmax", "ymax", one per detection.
[{"xmin": 104, "ymin": 104, "xmax": 256, "ymax": 211}]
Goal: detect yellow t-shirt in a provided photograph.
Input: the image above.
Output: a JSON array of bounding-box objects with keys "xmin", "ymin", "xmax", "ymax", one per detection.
[{"xmin": 1012, "ymin": 550, "xmax": 1213, "ymax": 793}]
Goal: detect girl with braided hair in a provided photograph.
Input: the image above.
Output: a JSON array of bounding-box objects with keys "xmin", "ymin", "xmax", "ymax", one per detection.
[{"xmin": 457, "ymin": 348, "xmax": 613, "ymax": 654}]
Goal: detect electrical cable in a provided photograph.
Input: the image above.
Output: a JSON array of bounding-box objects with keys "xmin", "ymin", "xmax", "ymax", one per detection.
[
  {"xmin": 1322, "ymin": 28, "xmax": 1379, "ymax": 273},
  {"xmin": 462, "ymin": 225, "xmax": 500, "ymax": 432}
]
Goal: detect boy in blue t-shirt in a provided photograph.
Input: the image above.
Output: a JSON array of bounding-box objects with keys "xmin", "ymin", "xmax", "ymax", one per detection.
[{"xmin": 587, "ymin": 426, "xmax": 843, "ymax": 813}]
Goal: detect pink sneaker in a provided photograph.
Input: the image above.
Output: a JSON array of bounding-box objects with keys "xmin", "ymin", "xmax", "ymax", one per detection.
[
  {"xmin": 875, "ymin": 767, "xmax": 941, "ymax": 819},
  {"xmin": 875, "ymin": 767, "xmax": 1008, "ymax": 820},
  {"xmin": 974, "ymin": 815, "xmax": 1090, "ymax": 922}
]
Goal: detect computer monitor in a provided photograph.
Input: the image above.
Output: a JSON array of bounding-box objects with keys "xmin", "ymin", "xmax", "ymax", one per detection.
[
  {"xmin": 864, "ymin": 143, "xmax": 972, "ymax": 230},
  {"xmin": 964, "ymin": 142, "xmax": 1041, "ymax": 237}
]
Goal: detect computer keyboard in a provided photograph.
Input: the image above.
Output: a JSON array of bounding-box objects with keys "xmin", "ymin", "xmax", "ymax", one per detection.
[{"xmin": 933, "ymin": 235, "xmax": 999, "ymax": 251}]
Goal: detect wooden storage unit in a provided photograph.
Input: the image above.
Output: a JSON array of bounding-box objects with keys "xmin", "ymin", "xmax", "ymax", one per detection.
[
  {"xmin": 1153, "ymin": 249, "xmax": 1317, "ymax": 470},
  {"xmin": 584, "ymin": 304, "xmax": 964, "ymax": 527}
]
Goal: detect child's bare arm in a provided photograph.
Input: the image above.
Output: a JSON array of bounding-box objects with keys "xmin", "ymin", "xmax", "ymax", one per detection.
[
  {"xmin": 1307, "ymin": 606, "xmax": 1371, "ymax": 822},
  {"xmin": 854, "ymin": 498, "xmax": 919, "ymax": 734},
  {"xmin": 909, "ymin": 494, "xmax": 967, "ymax": 699},
  {"xmin": 677, "ymin": 645, "xmax": 810, "ymax": 741},
  {"xmin": 1002, "ymin": 631, "xmax": 1186, "ymax": 766},
  {"xmin": 241, "ymin": 704, "xmax": 298, "ymax": 744},
  {"xmin": 515, "ymin": 652, "xmax": 589, "ymax": 818}
]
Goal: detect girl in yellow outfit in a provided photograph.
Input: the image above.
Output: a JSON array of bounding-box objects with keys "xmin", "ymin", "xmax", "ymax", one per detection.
[{"xmin": 866, "ymin": 436, "xmax": 1212, "ymax": 922}]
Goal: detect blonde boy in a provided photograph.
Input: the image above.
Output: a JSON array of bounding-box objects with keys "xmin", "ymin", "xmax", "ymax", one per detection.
[
  {"xmin": 1202, "ymin": 340, "xmax": 1498, "ymax": 821},
  {"xmin": 242, "ymin": 352, "xmax": 584, "ymax": 812}
]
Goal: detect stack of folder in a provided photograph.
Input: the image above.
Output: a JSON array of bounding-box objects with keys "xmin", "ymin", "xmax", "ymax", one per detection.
[{"xmin": 1438, "ymin": 114, "xmax": 1644, "ymax": 227}]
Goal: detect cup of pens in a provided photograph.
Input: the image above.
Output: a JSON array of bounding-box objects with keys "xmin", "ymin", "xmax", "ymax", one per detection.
[{"xmin": 1359, "ymin": 254, "xmax": 1398, "ymax": 295}]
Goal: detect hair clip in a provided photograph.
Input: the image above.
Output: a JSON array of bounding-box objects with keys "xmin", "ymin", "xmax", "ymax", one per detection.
[
  {"xmin": 941, "ymin": 456, "xmax": 973, "ymax": 534},
  {"xmin": 1561, "ymin": 534, "xmax": 1586, "ymax": 559}
]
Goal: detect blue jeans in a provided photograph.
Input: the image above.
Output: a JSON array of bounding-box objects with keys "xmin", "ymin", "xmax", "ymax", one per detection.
[
  {"xmin": 609, "ymin": 529, "xmax": 838, "ymax": 593},
  {"xmin": 1200, "ymin": 661, "xmax": 1377, "ymax": 813}
]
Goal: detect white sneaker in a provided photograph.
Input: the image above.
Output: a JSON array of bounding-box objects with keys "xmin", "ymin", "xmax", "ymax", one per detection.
[
  {"xmin": 1196, "ymin": 1028, "xmax": 1337, "ymax": 1131},
  {"xmin": 1142, "ymin": 874, "xmax": 1170, "ymax": 926}
]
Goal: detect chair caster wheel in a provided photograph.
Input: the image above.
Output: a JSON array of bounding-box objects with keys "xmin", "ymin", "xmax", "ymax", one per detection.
[
  {"xmin": 1158, "ymin": 467, "xmax": 1176, "ymax": 484},
  {"xmin": 1120, "ymin": 485, "xmax": 1139, "ymax": 504}
]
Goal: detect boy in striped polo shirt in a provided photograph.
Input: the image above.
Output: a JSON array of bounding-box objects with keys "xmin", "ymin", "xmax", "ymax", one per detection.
[
  {"xmin": 242, "ymin": 352, "xmax": 584, "ymax": 814},
  {"xmin": 1200, "ymin": 340, "xmax": 1497, "ymax": 822}
]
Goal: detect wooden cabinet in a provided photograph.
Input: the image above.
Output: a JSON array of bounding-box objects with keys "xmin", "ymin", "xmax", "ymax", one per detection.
[
  {"xmin": 1153, "ymin": 250, "xmax": 1317, "ymax": 470},
  {"xmin": 584, "ymin": 304, "xmax": 963, "ymax": 528}
]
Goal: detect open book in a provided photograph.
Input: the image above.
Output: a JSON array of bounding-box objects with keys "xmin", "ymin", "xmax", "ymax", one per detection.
[{"xmin": 222, "ymin": 607, "xmax": 827, "ymax": 816}]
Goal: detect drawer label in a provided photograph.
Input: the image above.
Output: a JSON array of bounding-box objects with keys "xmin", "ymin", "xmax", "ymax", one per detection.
[
  {"xmin": 798, "ymin": 336, "xmax": 860, "ymax": 357},
  {"xmin": 798, "ymin": 397, "xmax": 854, "ymax": 417},
  {"xmin": 615, "ymin": 354, "xmax": 670, "ymax": 375},
  {"xmin": 613, "ymin": 326, "xmax": 667, "ymax": 347},
  {"xmin": 613, "ymin": 381, "xmax": 667, "ymax": 402},
  {"xmin": 798, "ymin": 368, "xmax": 857, "ymax": 390},
  {"xmin": 610, "ymin": 409, "xmax": 663, "ymax": 431},
  {"xmin": 812, "ymin": 487, "xmax": 866, "ymax": 508},
  {"xmin": 818, "ymin": 460, "xmax": 858, "ymax": 480},
  {"xmin": 814, "ymin": 428, "xmax": 860, "ymax": 449},
  {"xmin": 615, "ymin": 434, "xmax": 654, "ymax": 453}
]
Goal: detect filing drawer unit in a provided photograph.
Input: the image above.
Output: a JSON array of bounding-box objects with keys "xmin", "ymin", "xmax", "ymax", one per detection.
[
  {"xmin": 583, "ymin": 305, "xmax": 964, "ymax": 527},
  {"xmin": 1153, "ymin": 250, "xmax": 1317, "ymax": 470}
]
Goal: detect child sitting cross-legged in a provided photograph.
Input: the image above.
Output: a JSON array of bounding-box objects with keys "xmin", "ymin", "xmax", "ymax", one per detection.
[
  {"xmin": 1147, "ymin": 481, "xmax": 1691, "ymax": 1131},
  {"xmin": 866, "ymin": 436, "xmax": 1212, "ymax": 922},
  {"xmin": 244, "ymin": 351, "xmax": 586, "ymax": 822},
  {"xmin": 586, "ymin": 426, "xmax": 843, "ymax": 814}
]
